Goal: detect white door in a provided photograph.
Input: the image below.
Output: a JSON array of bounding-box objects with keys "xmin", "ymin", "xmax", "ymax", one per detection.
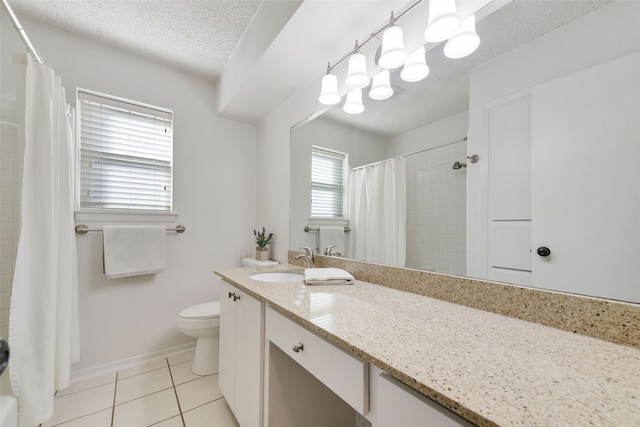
[
  {"xmin": 531, "ymin": 50, "xmax": 640, "ymax": 302},
  {"xmin": 485, "ymin": 93, "xmax": 533, "ymax": 286}
]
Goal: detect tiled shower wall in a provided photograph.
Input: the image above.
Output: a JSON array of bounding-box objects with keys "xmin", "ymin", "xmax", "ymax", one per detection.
[
  {"xmin": 405, "ymin": 157, "xmax": 466, "ymax": 276},
  {"xmin": 0, "ymin": 93, "xmax": 19, "ymax": 395}
]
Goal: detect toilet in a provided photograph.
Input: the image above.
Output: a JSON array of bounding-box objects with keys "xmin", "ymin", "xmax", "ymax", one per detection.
[
  {"xmin": 177, "ymin": 301, "xmax": 220, "ymax": 375},
  {"xmin": 241, "ymin": 257, "xmax": 278, "ymax": 267}
]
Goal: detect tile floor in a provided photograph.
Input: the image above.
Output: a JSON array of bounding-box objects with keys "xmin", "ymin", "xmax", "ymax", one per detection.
[{"xmin": 41, "ymin": 349, "xmax": 240, "ymax": 427}]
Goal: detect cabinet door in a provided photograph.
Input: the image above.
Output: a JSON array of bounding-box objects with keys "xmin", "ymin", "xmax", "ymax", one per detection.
[
  {"xmin": 218, "ymin": 280, "xmax": 237, "ymax": 409},
  {"xmin": 376, "ymin": 371, "xmax": 474, "ymax": 427},
  {"xmin": 234, "ymin": 288, "xmax": 263, "ymax": 427}
]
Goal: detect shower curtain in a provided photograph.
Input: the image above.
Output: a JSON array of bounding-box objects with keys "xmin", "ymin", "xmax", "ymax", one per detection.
[
  {"xmin": 348, "ymin": 157, "xmax": 406, "ymax": 266},
  {"xmin": 9, "ymin": 54, "xmax": 79, "ymax": 426}
]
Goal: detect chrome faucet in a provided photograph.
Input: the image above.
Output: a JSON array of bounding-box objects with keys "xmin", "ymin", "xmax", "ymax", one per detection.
[
  {"xmin": 323, "ymin": 245, "xmax": 341, "ymax": 257},
  {"xmin": 294, "ymin": 247, "xmax": 315, "ymax": 268}
]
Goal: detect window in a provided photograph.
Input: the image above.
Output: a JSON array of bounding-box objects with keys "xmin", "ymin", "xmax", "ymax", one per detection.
[
  {"xmin": 311, "ymin": 146, "xmax": 347, "ymax": 218},
  {"xmin": 77, "ymin": 89, "xmax": 173, "ymax": 212}
]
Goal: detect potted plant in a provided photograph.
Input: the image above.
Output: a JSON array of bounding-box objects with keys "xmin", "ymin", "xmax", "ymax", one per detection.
[{"xmin": 254, "ymin": 227, "xmax": 273, "ymax": 261}]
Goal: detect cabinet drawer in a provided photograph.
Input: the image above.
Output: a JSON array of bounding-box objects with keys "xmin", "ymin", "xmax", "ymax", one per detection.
[{"xmin": 265, "ymin": 306, "xmax": 368, "ymax": 415}]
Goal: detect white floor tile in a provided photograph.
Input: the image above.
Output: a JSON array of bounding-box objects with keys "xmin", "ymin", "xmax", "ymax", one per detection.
[
  {"xmin": 150, "ymin": 415, "xmax": 184, "ymax": 427},
  {"xmin": 112, "ymin": 388, "xmax": 180, "ymax": 427},
  {"xmin": 167, "ymin": 349, "xmax": 195, "ymax": 366},
  {"xmin": 175, "ymin": 375, "xmax": 223, "ymax": 412},
  {"xmin": 56, "ymin": 372, "xmax": 117, "ymax": 398},
  {"xmin": 117, "ymin": 358, "xmax": 168, "ymax": 380},
  {"xmin": 169, "ymin": 360, "xmax": 204, "ymax": 386},
  {"xmin": 115, "ymin": 366, "xmax": 173, "ymax": 404},
  {"xmin": 183, "ymin": 399, "xmax": 239, "ymax": 427},
  {"xmin": 45, "ymin": 408, "xmax": 112, "ymax": 427},
  {"xmin": 42, "ymin": 383, "xmax": 115, "ymax": 426}
]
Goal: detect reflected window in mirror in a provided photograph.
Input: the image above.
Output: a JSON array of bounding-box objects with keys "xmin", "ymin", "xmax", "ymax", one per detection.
[{"xmin": 311, "ymin": 146, "xmax": 348, "ymax": 219}]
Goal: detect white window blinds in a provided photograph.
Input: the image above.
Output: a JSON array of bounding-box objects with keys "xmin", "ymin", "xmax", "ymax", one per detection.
[
  {"xmin": 311, "ymin": 146, "xmax": 346, "ymax": 218},
  {"xmin": 78, "ymin": 90, "xmax": 173, "ymax": 212}
]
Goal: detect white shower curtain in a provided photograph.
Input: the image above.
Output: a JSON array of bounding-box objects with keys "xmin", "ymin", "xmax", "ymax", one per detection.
[
  {"xmin": 348, "ymin": 157, "xmax": 406, "ymax": 266},
  {"xmin": 9, "ymin": 55, "xmax": 79, "ymax": 427}
]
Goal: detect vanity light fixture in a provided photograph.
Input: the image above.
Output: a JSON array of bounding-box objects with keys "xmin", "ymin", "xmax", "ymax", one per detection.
[
  {"xmin": 369, "ymin": 69, "xmax": 393, "ymax": 100},
  {"xmin": 318, "ymin": 63, "xmax": 341, "ymax": 105},
  {"xmin": 343, "ymin": 89, "xmax": 365, "ymax": 114},
  {"xmin": 424, "ymin": 0, "xmax": 461, "ymax": 43},
  {"xmin": 345, "ymin": 42, "xmax": 370, "ymax": 89},
  {"xmin": 400, "ymin": 46, "xmax": 430, "ymax": 82},
  {"xmin": 378, "ymin": 12, "xmax": 407, "ymax": 69},
  {"xmin": 318, "ymin": 1, "xmax": 482, "ymax": 111},
  {"xmin": 443, "ymin": 14, "xmax": 480, "ymax": 59}
]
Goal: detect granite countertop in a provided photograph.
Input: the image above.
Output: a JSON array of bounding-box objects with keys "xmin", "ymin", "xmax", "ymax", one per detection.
[{"xmin": 215, "ymin": 265, "xmax": 640, "ymax": 427}]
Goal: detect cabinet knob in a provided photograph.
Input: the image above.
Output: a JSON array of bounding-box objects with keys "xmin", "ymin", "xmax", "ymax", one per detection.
[
  {"xmin": 228, "ymin": 292, "xmax": 235, "ymax": 299},
  {"xmin": 233, "ymin": 294, "xmax": 241, "ymax": 302},
  {"xmin": 292, "ymin": 343, "xmax": 304, "ymax": 353},
  {"xmin": 537, "ymin": 246, "xmax": 551, "ymax": 257}
]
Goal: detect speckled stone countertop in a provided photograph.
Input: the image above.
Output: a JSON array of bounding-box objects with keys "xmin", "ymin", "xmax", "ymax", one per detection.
[{"xmin": 215, "ymin": 265, "xmax": 640, "ymax": 427}]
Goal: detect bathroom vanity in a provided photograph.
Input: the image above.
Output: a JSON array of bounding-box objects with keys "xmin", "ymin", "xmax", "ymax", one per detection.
[{"xmin": 215, "ymin": 265, "xmax": 640, "ymax": 426}]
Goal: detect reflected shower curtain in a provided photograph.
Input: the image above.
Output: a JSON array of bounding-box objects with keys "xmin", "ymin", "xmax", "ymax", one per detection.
[
  {"xmin": 348, "ymin": 158, "xmax": 406, "ymax": 266},
  {"xmin": 9, "ymin": 55, "xmax": 79, "ymax": 426}
]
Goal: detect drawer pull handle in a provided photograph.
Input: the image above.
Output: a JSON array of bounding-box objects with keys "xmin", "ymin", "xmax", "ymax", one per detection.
[
  {"xmin": 233, "ymin": 294, "xmax": 241, "ymax": 302},
  {"xmin": 292, "ymin": 343, "xmax": 304, "ymax": 353},
  {"xmin": 228, "ymin": 292, "xmax": 235, "ymax": 299}
]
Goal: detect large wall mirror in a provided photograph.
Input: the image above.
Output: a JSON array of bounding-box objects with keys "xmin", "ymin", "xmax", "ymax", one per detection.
[{"xmin": 290, "ymin": 0, "xmax": 640, "ymax": 304}]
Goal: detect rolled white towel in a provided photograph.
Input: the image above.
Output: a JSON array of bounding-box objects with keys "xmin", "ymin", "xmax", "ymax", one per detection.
[{"xmin": 304, "ymin": 268, "xmax": 354, "ymax": 285}]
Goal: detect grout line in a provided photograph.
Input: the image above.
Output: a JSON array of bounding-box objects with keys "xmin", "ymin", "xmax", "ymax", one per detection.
[
  {"xmin": 166, "ymin": 358, "xmax": 187, "ymax": 427},
  {"xmin": 110, "ymin": 371, "xmax": 117, "ymax": 427},
  {"xmin": 181, "ymin": 395, "xmax": 226, "ymax": 415}
]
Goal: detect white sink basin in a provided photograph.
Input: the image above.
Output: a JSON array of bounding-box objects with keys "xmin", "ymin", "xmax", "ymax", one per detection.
[{"xmin": 249, "ymin": 272, "xmax": 305, "ymax": 283}]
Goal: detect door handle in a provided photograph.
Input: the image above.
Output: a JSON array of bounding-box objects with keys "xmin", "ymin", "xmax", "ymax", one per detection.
[{"xmin": 537, "ymin": 247, "xmax": 551, "ymax": 257}]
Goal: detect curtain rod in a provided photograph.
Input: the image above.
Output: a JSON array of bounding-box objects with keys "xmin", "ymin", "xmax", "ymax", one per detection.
[
  {"xmin": 2, "ymin": 0, "xmax": 43, "ymax": 64},
  {"xmin": 351, "ymin": 137, "xmax": 467, "ymax": 171}
]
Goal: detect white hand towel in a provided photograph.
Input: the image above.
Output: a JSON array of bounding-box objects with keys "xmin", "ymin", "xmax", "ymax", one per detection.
[
  {"xmin": 103, "ymin": 225, "xmax": 166, "ymax": 279},
  {"xmin": 318, "ymin": 226, "xmax": 345, "ymax": 255},
  {"xmin": 304, "ymin": 268, "xmax": 354, "ymax": 285}
]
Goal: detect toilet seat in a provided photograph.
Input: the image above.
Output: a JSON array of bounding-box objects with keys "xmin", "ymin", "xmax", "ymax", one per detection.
[{"xmin": 179, "ymin": 301, "xmax": 220, "ymax": 320}]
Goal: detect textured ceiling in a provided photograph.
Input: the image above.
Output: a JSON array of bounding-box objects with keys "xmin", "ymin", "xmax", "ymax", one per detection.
[
  {"xmin": 8, "ymin": 0, "xmax": 263, "ymax": 80},
  {"xmin": 5, "ymin": 0, "xmax": 616, "ymax": 127}
]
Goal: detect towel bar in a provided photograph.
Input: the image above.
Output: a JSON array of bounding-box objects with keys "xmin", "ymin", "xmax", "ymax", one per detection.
[
  {"xmin": 304, "ymin": 226, "xmax": 350, "ymax": 233},
  {"xmin": 75, "ymin": 224, "xmax": 186, "ymax": 235}
]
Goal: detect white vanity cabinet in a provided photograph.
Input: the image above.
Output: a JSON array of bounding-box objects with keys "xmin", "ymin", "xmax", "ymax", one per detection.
[
  {"xmin": 264, "ymin": 306, "xmax": 368, "ymax": 427},
  {"xmin": 369, "ymin": 366, "xmax": 474, "ymax": 427},
  {"xmin": 219, "ymin": 280, "xmax": 263, "ymax": 427}
]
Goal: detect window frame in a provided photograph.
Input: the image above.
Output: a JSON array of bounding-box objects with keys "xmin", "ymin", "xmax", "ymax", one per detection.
[
  {"xmin": 75, "ymin": 88, "xmax": 175, "ymax": 218},
  {"xmin": 310, "ymin": 145, "xmax": 348, "ymax": 220}
]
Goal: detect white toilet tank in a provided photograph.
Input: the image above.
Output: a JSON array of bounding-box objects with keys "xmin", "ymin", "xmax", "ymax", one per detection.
[{"xmin": 242, "ymin": 258, "xmax": 278, "ymax": 267}]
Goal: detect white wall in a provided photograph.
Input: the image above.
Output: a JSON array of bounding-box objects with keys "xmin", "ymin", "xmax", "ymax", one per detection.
[{"xmin": 1, "ymin": 13, "xmax": 256, "ymax": 376}]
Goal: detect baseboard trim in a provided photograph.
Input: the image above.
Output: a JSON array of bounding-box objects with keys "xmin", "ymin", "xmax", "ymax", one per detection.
[{"xmin": 70, "ymin": 342, "xmax": 196, "ymax": 383}]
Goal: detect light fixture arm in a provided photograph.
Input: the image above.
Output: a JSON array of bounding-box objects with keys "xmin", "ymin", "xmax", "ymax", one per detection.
[{"xmin": 324, "ymin": 0, "xmax": 422, "ymax": 74}]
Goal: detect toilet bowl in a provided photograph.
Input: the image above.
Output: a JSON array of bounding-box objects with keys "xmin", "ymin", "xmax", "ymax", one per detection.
[{"xmin": 177, "ymin": 301, "xmax": 220, "ymax": 375}]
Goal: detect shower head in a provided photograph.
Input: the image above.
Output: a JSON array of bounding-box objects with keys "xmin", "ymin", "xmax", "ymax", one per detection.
[{"xmin": 452, "ymin": 161, "xmax": 467, "ymax": 170}]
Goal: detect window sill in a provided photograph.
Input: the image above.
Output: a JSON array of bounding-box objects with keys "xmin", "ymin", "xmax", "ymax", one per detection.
[{"xmin": 75, "ymin": 210, "xmax": 178, "ymax": 224}]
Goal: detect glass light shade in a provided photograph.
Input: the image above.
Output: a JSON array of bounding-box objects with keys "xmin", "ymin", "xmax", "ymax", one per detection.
[
  {"xmin": 369, "ymin": 70, "xmax": 393, "ymax": 100},
  {"xmin": 318, "ymin": 73, "xmax": 341, "ymax": 105},
  {"xmin": 343, "ymin": 89, "xmax": 364, "ymax": 114},
  {"xmin": 424, "ymin": 0, "xmax": 461, "ymax": 43},
  {"xmin": 345, "ymin": 53, "xmax": 370, "ymax": 89},
  {"xmin": 444, "ymin": 14, "xmax": 480, "ymax": 59},
  {"xmin": 400, "ymin": 46, "xmax": 430, "ymax": 82},
  {"xmin": 378, "ymin": 26, "xmax": 407, "ymax": 69}
]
